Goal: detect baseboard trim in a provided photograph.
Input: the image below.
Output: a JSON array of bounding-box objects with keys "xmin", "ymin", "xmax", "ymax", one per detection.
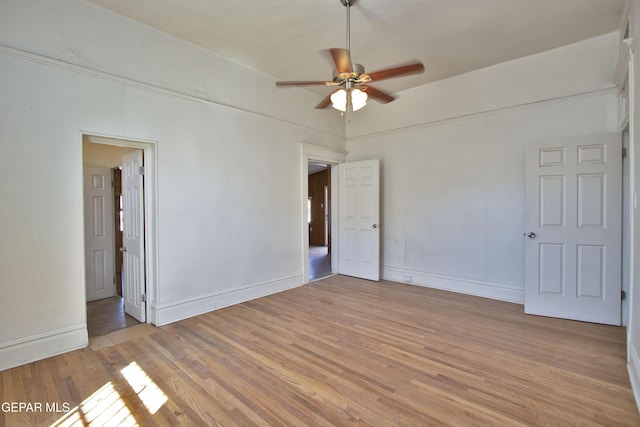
[
  {"xmin": 153, "ymin": 274, "xmax": 304, "ymax": 326},
  {"xmin": 0, "ymin": 324, "xmax": 88, "ymax": 372},
  {"xmin": 628, "ymin": 342, "xmax": 640, "ymax": 414},
  {"xmin": 383, "ymin": 267, "xmax": 524, "ymax": 304}
]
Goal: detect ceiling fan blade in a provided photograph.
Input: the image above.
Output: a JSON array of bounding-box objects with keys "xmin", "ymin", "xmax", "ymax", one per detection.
[
  {"xmin": 315, "ymin": 93, "xmax": 333, "ymax": 109},
  {"xmin": 329, "ymin": 48, "xmax": 353, "ymax": 75},
  {"xmin": 362, "ymin": 85, "xmax": 394, "ymax": 104},
  {"xmin": 366, "ymin": 62, "xmax": 425, "ymax": 82},
  {"xmin": 276, "ymin": 81, "xmax": 330, "ymax": 87}
]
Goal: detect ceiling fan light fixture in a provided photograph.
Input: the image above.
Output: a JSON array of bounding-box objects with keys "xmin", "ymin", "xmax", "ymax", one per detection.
[
  {"xmin": 275, "ymin": 0, "xmax": 424, "ymax": 112},
  {"xmin": 351, "ymin": 88, "xmax": 367, "ymax": 111},
  {"xmin": 330, "ymin": 88, "xmax": 367, "ymax": 112},
  {"xmin": 330, "ymin": 88, "xmax": 347, "ymax": 112}
]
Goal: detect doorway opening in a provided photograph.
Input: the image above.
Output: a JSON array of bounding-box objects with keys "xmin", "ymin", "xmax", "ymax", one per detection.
[
  {"xmin": 83, "ymin": 135, "xmax": 153, "ymax": 338},
  {"xmin": 308, "ymin": 163, "xmax": 332, "ymax": 281},
  {"xmin": 300, "ymin": 143, "xmax": 346, "ymax": 283}
]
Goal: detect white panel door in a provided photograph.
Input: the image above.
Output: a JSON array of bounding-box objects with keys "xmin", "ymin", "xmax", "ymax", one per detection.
[
  {"xmin": 122, "ymin": 150, "xmax": 146, "ymax": 322},
  {"xmin": 84, "ymin": 167, "xmax": 115, "ymax": 301},
  {"xmin": 338, "ymin": 159, "xmax": 380, "ymax": 281},
  {"xmin": 525, "ymin": 134, "xmax": 621, "ymax": 325}
]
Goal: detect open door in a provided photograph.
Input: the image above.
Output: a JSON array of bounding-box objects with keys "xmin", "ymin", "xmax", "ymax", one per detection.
[
  {"xmin": 113, "ymin": 167, "xmax": 123, "ymax": 298},
  {"xmin": 122, "ymin": 150, "xmax": 146, "ymax": 322},
  {"xmin": 524, "ymin": 134, "xmax": 622, "ymax": 325},
  {"xmin": 83, "ymin": 167, "xmax": 116, "ymax": 301},
  {"xmin": 338, "ymin": 159, "xmax": 380, "ymax": 281},
  {"xmin": 309, "ymin": 168, "xmax": 330, "ymax": 246}
]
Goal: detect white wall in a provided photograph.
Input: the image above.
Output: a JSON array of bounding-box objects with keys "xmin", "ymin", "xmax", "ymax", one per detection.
[
  {"xmin": 347, "ymin": 33, "xmax": 619, "ymax": 139},
  {"xmin": 0, "ymin": 0, "xmax": 345, "ymax": 371},
  {"xmin": 346, "ymin": 34, "xmax": 619, "ymax": 303},
  {"xmin": 0, "ymin": 0, "xmax": 343, "ymax": 137}
]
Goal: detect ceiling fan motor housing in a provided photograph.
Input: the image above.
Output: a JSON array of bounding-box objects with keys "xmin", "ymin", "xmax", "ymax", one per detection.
[
  {"xmin": 333, "ymin": 63, "xmax": 366, "ymax": 82},
  {"xmin": 340, "ymin": 0, "xmax": 357, "ymax": 6}
]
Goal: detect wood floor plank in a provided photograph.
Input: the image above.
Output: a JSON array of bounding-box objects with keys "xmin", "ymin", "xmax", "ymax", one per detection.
[
  {"xmin": 87, "ymin": 296, "xmax": 139, "ymax": 338},
  {"xmin": 1, "ymin": 275, "xmax": 639, "ymax": 426}
]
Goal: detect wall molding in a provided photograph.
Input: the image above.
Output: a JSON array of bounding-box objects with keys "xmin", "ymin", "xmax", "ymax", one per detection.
[
  {"xmin": 152, "ymin": 274, "xmax": 304, "ymax": 326},
  {"xmin": 0, "ymin": 324, "xmax": 87, "ymax": 372},
  {"xmin": 0, "ymin": 44, "xmax": 344, "ymax": 139},
  {"xmin": 348, "ymin": 87, "xmax": 618, "ymax": 142},
  {"xmin": 383, "ymin": 266, "xmax": 524, "ymax": 304},
  {"xmin": 300, "ymin": 143, "xmax": 347, "ymax": 163}
]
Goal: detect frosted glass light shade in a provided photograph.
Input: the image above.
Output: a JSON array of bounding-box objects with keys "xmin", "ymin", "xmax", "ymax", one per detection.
[
  {"xmin": 351, "ymin": 88, "xmax": 368, "ymax": 111},
  {"xmin": 330, "ymin": 89, "xmax": 347, "ymax": 112}
]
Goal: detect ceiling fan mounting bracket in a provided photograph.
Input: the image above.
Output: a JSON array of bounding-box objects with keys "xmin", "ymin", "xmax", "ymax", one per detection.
[{"xmin": 340, "ymin": 0, "xmax": 357, "ymax": 7}]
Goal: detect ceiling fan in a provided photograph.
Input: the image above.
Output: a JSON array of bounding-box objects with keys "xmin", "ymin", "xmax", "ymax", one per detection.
[{"xmin": 275, "ymin": 0, "xmax": 425, "ymax": 112}]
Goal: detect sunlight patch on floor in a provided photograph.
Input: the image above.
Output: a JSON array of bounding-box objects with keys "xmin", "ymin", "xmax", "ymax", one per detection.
[
  {"xmin": 120, "ymin": 361, "xmax": 168, "ymax": 415},
  {"xmin": 50, "ymin": 382, "xmax": 137, "ymax": 426},
  {"xmin": 50, "ymin": 360, "xmax": 167, "ymax": 426}
]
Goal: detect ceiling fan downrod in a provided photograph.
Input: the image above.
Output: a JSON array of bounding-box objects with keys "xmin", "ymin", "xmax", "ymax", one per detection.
[{"xmin": 340, "ymin": 0, "xmax": 357, "ymax": 51}]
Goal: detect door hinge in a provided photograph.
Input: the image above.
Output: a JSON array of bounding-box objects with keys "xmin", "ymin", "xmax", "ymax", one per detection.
[
  {"xmin": 622, "ymin": 147, "xmax": 627, "ymax": 159},
  {"xmin": 138, "ymin": 166, "xmax": 145, "ymax": 176},
  {"xmin": 141, "ymin": 293, "xmax": 146, "ymax": 303},
  {"xmin": 622, "ymin": 290, "xmax": 627, "ymax": 300}
]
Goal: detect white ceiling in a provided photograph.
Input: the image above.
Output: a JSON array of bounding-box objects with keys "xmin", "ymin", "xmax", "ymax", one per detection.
[{"xmin": 85, "ymin": 0, "xmax": 626, "ymax": 97}]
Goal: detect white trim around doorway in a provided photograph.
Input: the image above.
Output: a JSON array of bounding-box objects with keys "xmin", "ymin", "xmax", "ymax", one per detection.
[
  {"xmin": 82, "ymin": 133, "xmax": 159, "ymax": 326},
  {"xmin": 300, "ymin": 143, "xmax": 347, "ymax": 284}
]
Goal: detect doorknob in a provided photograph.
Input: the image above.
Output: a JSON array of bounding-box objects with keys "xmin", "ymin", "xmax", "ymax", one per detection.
[
  {"xmin": 120, "ymin": 247, "xmax": 127, "ymax": 252},
  {"xmin": 372, "ymin": 224, "xmax": 378, "ymax": 229},
  {"xmin": 524, "ymin": 232, "xmax": 536, "ymax": 239}
]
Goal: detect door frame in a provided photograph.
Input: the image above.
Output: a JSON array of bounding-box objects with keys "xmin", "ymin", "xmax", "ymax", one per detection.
[
  {"xmin": 622, "ymin": 127, "xmax": 631, "ymax": 326},
  {"xmin": 82, "ymin": 133, "xmax": 158, "ymax": 325},
  {"xmin": 301, "ymin": 143, "xmax": 346, "ymax": 284}
]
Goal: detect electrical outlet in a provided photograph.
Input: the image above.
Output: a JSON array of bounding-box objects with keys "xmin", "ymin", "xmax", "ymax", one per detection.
[
  {"xmin": 205, "ymin": 302, "xmax": 215, "ymax": 311},
  {"xmin": 403, "ymin": 275, "xmax": 412, "ymax": 283}
]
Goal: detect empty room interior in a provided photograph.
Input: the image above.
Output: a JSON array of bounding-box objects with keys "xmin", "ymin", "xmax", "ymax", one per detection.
[{"xmin": 3, "ymin": 0, "xmax": 640, "ymax": 425}]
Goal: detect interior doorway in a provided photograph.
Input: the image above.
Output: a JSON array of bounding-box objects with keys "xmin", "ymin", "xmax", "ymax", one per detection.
[
  {"xmin": 308, "ymin": 163, "xmax": 332, "ymax": 281},
  {"xmin": 83, "ymin": 135, "xmax": 149, "ymax": 338},
  {"xmin": 301, "ymin": 143, "xmax": 346, "ymax": 283}
]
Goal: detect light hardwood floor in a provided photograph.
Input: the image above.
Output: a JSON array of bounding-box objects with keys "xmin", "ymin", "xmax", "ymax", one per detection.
[
  {"xmin": 1, "ymin": 275, "xmax": 639, "ymax": 426},
  {"xmin": 87, "ymin": 296, "xmax": 139, "ymax": 338}
]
